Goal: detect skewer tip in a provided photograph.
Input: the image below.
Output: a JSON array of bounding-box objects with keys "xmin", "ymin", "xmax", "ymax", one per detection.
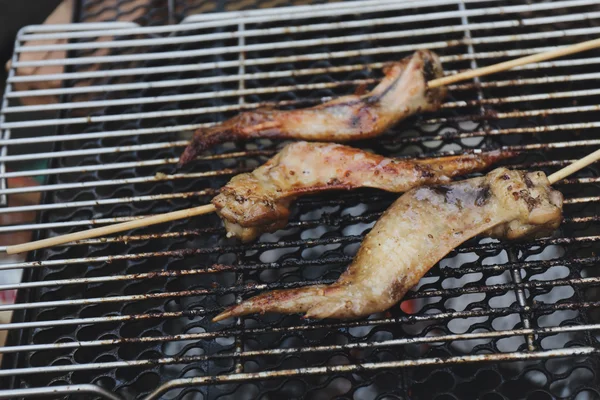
[{"xmin": 5, "ymin": 246, "xmax": 22, "ymax": 255}]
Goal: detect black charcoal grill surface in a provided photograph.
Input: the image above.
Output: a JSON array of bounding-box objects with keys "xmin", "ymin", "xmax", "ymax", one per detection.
[{"xmin": 2, "ymin": 0, "xmax": 600, "ymax": 399}]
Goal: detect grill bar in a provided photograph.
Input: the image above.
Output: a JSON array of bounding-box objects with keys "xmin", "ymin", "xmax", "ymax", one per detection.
[
  {"xmin": 0, "ymin": 298, "xmax": 596, "ymax": 334},
  {"xmin": 143, "ymin": 347, "xmax": 599, "ymax": 400},
  {"xmin": 1, "ymin": 271, "xmax": 599, "ymax": 314},
  {"xmin": 460, "ymin": 3, "xmax": 536, "ymax": 354},
  {"xmin": 0, "ymin": 168, "xmax": 243, "ymax": 195},
  {"xmin": 0, "ymin": 227, "xmax": 597, "ymax": 255},
  {"xmin": 0, "ymin": 123, "xmax": 206, "ymax": 145},
  {"xmin": 0, "ymin": 190, "xmax": 212, "ymax": 214},
  {"xmin": 2, "ymin": 102, "xmax": 600, "ymax": 146},
  {"xmin": 4, "ymin": 79, "xmax": 379, "ymax": 113},
  {"xmin": 0, "ymin": 322, "xmax": 596, "ymax": 356},
  {"xmin": 6, "ymin": 81, "xmax": 600, "ymax": 119},
  {"xmin": 1, "ymin": 325, "xmax": 599, "ymax": 378},
  {"xmin": 0, "ymin": 151, "xmax": 267, "ymax": 179},
  {"xmin": 5, "ymin": 64, "xmax": 386, "ymax": 98},
  {"xmin": 0, "ymin": 184, "xmax": 593, "ymax": 214},
  {"xmin": 0, "ymin": 385, "xmax": 123, "ymax": 400},
  {"xmin": 0, "ymin": 254, "xmax": 595, "ymax": 292}
]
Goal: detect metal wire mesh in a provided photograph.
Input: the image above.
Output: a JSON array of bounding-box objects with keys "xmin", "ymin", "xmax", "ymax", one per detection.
[{"xmin": 2, "ymin": 0, "xmax": 600, "ymax": 399}]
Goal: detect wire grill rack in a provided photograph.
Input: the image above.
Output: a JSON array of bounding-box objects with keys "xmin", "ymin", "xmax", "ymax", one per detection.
[{"xmin": 2, "ymin": 0, "xmax": 600, "ymax": 398}]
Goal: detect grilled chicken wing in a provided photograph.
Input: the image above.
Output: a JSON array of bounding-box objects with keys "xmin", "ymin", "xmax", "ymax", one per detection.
[
  {"xmin": 179, "ymin": 50, "xmax": 446, "ymax": 165},
  {"xmin": 213, "ymin": 168, "xmax": 563, "ymax": 321},
  {"xmin": 213, "ymin": 142, "xmax": 515, "ymax": 241}
]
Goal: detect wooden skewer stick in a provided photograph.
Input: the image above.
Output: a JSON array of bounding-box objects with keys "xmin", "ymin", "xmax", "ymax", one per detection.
[
  {"xmin": 6, "ymin": 204, "xmax": 216, "ymax": 255},
  {"xmin": 7, "ymin": 38, "xmax": 600, "ymax": 255},
  {"xmin": 428, "ymin": 37, "xmax": 600, "ymax": 88},
  {"xmin": 547, "ymin": 148, "xmax": 600, "ymax": 185}
]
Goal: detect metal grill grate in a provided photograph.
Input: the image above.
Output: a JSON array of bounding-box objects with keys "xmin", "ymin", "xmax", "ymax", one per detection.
[{"xmin": 2, "ymin": 0, "xmax": 600, "ymax": 398}]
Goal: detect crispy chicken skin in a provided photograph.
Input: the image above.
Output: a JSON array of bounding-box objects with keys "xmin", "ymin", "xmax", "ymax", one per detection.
[
  {"xmin": 179, "ymin": 50, "xmax": 446, "ymax": 165},
  {"xmin": 212, "ymin": 142, "xmax": 515, "ymax": 241},
  {"xmin": 213, "ymin": 168, "xmax": 563, "ymax": 321}
]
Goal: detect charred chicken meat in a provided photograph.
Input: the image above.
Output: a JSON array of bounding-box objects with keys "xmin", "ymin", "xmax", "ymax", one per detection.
[
  {"xmin": 213, "ymin": 141, "xmax": 515, "ymax": 241},
  {"xmin": 213, "ymin": 168, "xmax": 563, "ymax": 321},
  {"xmin": 179, "ymin": 49, "xmax": 447, "ymax": 165}
]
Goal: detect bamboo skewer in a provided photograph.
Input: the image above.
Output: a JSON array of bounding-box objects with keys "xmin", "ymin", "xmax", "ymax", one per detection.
[
  {"xmin": 427, "ymin": 37, "xmax": 600, "ymax": 88},
  {"xmin": 6, "ymin": 38, "xmax": 600, "ymax": 255},
  {"xmin": 547, "ymin": 148, "xmax": 600, "ymax": 185},
  {"xmin": 6, "ymin": 204, "xmax": 216, "ymax": 254}
]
